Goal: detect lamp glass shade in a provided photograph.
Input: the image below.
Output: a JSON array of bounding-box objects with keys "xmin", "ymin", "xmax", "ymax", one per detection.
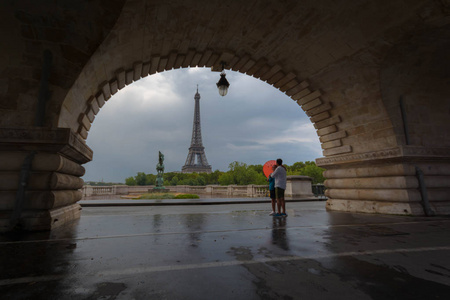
[{"xmin": 216, "ymin": 73, "xmax": 230, "ymax": 97}]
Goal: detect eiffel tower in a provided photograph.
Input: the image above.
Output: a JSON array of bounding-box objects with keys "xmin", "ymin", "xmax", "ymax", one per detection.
[{"xmin": 182, "ymin": 87, "xmax": 212, "ymax": 173}]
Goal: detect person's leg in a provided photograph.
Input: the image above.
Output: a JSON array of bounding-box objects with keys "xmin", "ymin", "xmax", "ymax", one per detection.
[
  {"xmin": 275, "ymin": 188, "xmax": 282, "ymax": 214},
  {"xmin": 280, "ymin": 188, "xmax": 287, "ymax": 216},
  {"xmin": 269, "ymin": 190, "xmax": 276, "ymax": 215}
]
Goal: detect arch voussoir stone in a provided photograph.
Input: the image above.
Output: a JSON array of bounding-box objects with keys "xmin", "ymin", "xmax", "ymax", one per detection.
[{"xmin": 75, "ymin": 49, "xmax": 349, "ymax": 162}]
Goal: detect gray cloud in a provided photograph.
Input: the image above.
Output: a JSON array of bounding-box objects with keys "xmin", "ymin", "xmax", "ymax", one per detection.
[{"xmin": 83, "ymin": 68, "xmax": 322, "ymax": 182}]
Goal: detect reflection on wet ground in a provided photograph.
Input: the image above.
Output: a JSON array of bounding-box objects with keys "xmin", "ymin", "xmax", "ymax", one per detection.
[{"xmin": 1, "ymin": 201, "xmax": 449, "ymax": 299}]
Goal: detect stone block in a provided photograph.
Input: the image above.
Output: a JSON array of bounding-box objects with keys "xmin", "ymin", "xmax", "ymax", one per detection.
[
  {"xmin": 320, "ymin": 130, "xmax": 347, "ymax": 143},
  {"xmin": 101, "ymin": 81, "xmax": 111, "ymax": 100},
  {"xmin": 157, "ymin": 57, "xmax": 168, "ymax": 72},
  {"xmin": 323, "ymin": 145, "xmax": 352, "ymax": 156},
  {"xmin": 96, "ymin": 93, "xmax": 105, "ymax": 108},
  {"xmin": 322, "ymin": 139, "xmax": 342, "ymax": 150},
  {"xmin": 20, "ymin": 203, "xmax": 82, "ymax": 231},
  {"xmin": 314, "ymin": 115, "xmax": 340, "ymax": 129},
  {"xmin": 78, "ymin": 126, "xmax": 88, "ymax": 140},
  {"xmin": 286, "ymin": 81, "xmax": 309, "ymax": 97},
  {"xmin": 267, "ymin": 71, "xmax": 285, "ymax": 85},
  {"xmin": 253, "ymin": 64, "xmax": 271, "ymax": 79},
  {"xmin": 174, "ymin": 54, "xmax": 185, "ymax": 68},
  {"xmin": 260, "ymin": 65, "xmax": 282, "ymax": 81},
  {"xmin": 150, "ymin": 56, "xmax": 160, "ymax": 74},
  {"xmin": 310, "ymin": 111, "xmax": 330, "ymax": 123},
  {"xmin": 109, "ymin": 79, "xmax": 118, "ymax": 96},
  {"xmin": 0, "ymin": 171, "xmax": 83, "ymax": 190},
  {"xmin": 233, "ymin": 54, "xmax": 250, "ymax": 71},
  {"xmin": 116, "ymin": 69, "xmax": 126, "ymax": 89},
  {"xmin": 0, "ymin": 190, "xmax": 82, "ymax": 210},
  {"xmin": 78, "ymin": 113, "xmax": 91, "ymax": 131},
  {"xmin": 191, "ymin": 53, "xmax": 202, "ymax": 67},
  {"xmin": 0, "ymin": 128, "xmax": 93, "ymax": 164},
  {"xmin": 206, "ymin": 53, "xmax": 219, "ymax": 68},
  {"xmin": 86, "ymin": 108, "xmax": 95, "ymax": 123},
  {"xmin": 240, "ymin": 58, "xmax": 256, "ymax": 73},
  {"xmin": 274, "ymin": 72, "xmax": 296, "ymax": 89},
  {"xmin": 292, "ymin": 88, "xmax": 312, "ymax": 100},
  {"xmin": 285, "ymin": 175, "xmax": 315, "ymax": 198},
  {"xmin": 317, "ymin": 125, "xmax": 337, "ymax": 136},
  {"xmin": 325, "ymin": 176, "xmax": 418, "ymax": 189},
  {"xmin": 141, "ymin": 62, "xmax": 151, "ymax": 76},
  {"xmin": 326, "ymin": 188, "xmax": 421, "ymax": 202},
  {"xmin": 280, "ymin": 79, "xmax": 299, "ymax": 92},
  {"xmin": 297, "ymin": 90, "xmax": 321, "ymax": 106},
  {"xmin": 306, "ymin": 103, "xmax": 332, "ymax": 117},
  {"xmin": 166, "ymin": 53, "xmax": 177, "ymax": 69},
  {"xmin": 246, "ymin": 58, "xmax": 267, "ymax": 76},
  {"xmin": 198, "ymin": 50, "xmax": 213, "ymax": 67},
  {"xmin": 125, "ymin": 69, "xmax": 134, "ymax": 84},
  {"xmin": 427, "ymin": 188, "xmax": 450, "ymax": 201},
  {"xmin": 302, "ymin": 98, "xmax": 322, "ymax": 111},
  {"xmin": 325, "ymin": 199, "xmax": 421, "ymax": 215},
  {"xmin": 182, "ymin": 49, "xmax": 196, "ymax": 68},
  {"xmin": 133, "ymin": 62, "xmax": 143, "ymax": 80}
]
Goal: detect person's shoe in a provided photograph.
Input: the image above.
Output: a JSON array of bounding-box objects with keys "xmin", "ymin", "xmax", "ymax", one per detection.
[
  {"xmin": 281, "ymin": 213, "xmax": 287, "ymax": 217},
  {"xmin": 269, "ymin": 211, "xmax": 275, "ymax": 216},
  {"xmin": 273, "ymin": 213, "xmax": 282, "ymax": 217}
]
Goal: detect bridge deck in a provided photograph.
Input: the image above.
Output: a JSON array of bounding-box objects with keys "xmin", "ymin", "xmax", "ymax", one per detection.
[{"xmin": 1, "ymin": 201, "xmax": 449, "ymax": 299}]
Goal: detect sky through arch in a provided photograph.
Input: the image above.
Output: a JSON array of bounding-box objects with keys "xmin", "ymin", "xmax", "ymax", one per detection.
[{"xmin": 83, "ymin": 68, "xmax": 322, "ymax": 182}]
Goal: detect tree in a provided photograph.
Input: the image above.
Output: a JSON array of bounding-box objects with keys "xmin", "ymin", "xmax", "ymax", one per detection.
[
  {"xmin": 125, "ymin": 177, "xmax": 136, "ymax": 186},
  {"xmin": 135, "ymin": 172, "xmax": 147, "ymax": 186},
  {"xmin": 300, "ymin": 163, "xmax": 325, "ymax": 184},
  {"xmin": 218, "ymin": 161, "xmax": 267, "ymax": 185},
  {"xmin": 285, "ymin": 161, "xmax": 325, "ymax": 184},
  {"xmin": 170, "ymin": 175, "xmax": 179, "ymax": 186},
  {"xmin": 145, "ymin": 174, "xmax": 157, "ymax": 185}
]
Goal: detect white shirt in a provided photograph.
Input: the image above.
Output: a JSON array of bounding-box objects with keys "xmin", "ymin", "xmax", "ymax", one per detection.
[{"xmin": 270, "ymin": 166, "xmax": 287, "ymax": 190}]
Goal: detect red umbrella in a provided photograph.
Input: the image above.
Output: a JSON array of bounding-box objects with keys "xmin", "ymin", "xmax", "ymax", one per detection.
[{"xmin": 263, "ymin": 160, "xmax": 277, "ymax": 178}]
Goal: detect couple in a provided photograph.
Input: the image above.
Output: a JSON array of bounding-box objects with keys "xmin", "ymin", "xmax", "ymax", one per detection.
[{"xmin": 268, "ymin": 158, "xmax": 287, "ymax": 217}]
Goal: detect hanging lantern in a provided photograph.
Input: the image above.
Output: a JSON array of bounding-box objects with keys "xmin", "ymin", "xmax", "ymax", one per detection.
[{"xmin": 216, "ymin": 62, "xmax": 230, "ymax": 96}]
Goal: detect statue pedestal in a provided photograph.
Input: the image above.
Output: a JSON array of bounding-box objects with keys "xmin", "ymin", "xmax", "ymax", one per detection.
[{"xmin": 148, "ymin": 187, "xmax": 170, "ymax": 193}]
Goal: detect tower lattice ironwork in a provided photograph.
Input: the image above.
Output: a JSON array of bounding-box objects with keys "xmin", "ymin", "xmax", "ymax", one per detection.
[{"xmin": 182, "ymin": 88, "xmax": 212, "ymax": 173}]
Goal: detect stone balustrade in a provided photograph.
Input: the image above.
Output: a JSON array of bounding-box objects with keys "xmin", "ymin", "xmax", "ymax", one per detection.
[{"xmin": 82, "ymin": 176, "xmax": 317, "ymax": 199}]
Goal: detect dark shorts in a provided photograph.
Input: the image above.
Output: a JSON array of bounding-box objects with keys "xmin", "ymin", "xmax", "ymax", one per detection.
[
  {"xmin": 275, "ymin": 187, "xmax": 285, "ymax": 199},
  {"xmin": 270, "ymin": 189, "xmax": 275, "ymax": 200}
]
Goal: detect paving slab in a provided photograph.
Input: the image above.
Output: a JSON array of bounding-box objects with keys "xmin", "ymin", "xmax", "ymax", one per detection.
[{"xmin": 1, "ymin": 201, "xmax": 449, "ymax": 299}]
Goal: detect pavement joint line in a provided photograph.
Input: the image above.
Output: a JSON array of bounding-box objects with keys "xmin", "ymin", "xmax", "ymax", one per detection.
[
  {"xmin": 1, "ymin": 245, "xmax": 450, "ymax": 287},
  {"xmin": 1, "ymin": 219, "xmax": 449, "ymax": 246}
]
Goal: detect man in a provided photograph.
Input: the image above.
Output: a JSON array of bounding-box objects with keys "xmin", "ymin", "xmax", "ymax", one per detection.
[{"xmin": 269, "ymin": 158, "xmax": 287, "ymax": 217}]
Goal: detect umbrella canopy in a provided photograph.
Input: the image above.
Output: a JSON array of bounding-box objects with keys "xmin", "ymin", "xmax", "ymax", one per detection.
[{"xmin": 263, "ymin": 160, "xmax": 277, "ymax": 178}]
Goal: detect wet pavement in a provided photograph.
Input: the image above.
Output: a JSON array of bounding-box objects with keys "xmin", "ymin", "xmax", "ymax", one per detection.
[{"xmin": 1, "ymin": 201, "xmax": 449, "ymax": 299}]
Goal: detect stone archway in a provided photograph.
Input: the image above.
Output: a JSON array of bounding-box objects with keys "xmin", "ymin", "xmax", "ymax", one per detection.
[{"xmin": 1, "ymin": 0, "xmax": 450, "ymax": 231}]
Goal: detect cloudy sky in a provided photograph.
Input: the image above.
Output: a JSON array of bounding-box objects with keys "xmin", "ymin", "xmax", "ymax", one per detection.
[{"xmin": 83, "ymin": 67, "xmax": 322, "ymax": 182}]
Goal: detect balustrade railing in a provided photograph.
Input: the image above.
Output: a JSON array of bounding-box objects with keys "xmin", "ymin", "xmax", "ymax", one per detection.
[{"xmin": 81, "ymin": 183, "xmax": 325, "ymax": 199}]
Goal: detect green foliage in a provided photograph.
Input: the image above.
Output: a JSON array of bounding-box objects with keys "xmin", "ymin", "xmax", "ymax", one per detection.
[
  {"xmin": 125, "ymin": 160, "xmax": 324, "ymax": 186},
  {"xmin": 146, "ymin": 174, "xmax": 157, "ymax": 185},
  {"xmin": 218, "ymin": 161, "xmax": 267, "ymax": 185},
  {"xmin": 125, "ymin": 177, "xmax": 136, "ymax": 186},
  {"xmin": 135, "ymin": 172, "xmax": 147, "ymax": 186},
  {"xmin": 286, "ymin": 161, "xmax": 325, "ymax": 184},
  {"xmin": 139, "ymin": 193, "xmax": 174, "ymax": 199},
  {"xmin": 174, "ymin": 194, "xmax": 200, "ymax": 199},
  {"xmin": 85, "ymin": 181, "xmax": 124, "ymax": 186},
  {"xmin": 138, "ymin": 193, "xmax": 200, "ymax": 199}
]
